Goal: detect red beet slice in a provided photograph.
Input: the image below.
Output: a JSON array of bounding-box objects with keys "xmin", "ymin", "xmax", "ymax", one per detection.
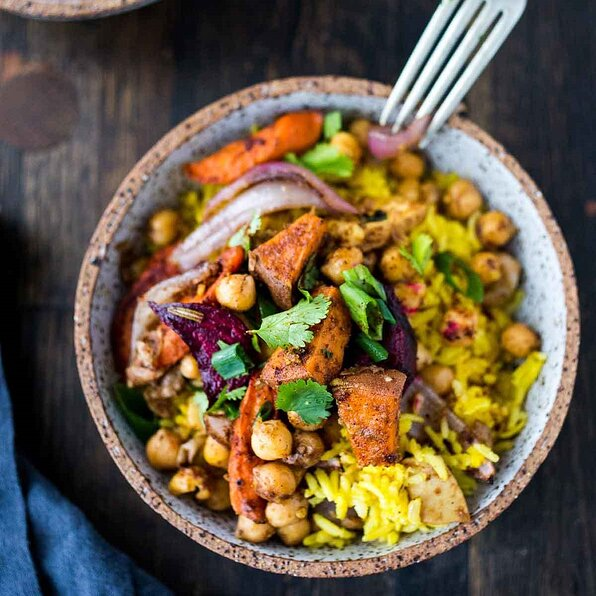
[{"xmin": 149, "ymin": 301, "xmax": 252, "ymax": 400}]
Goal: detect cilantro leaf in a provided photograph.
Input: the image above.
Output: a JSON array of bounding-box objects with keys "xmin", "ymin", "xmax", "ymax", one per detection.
[
  {"xmin": 298, "ymin": 254, "xmax": 320, "ymax": 297},
  {"xmin": 114, "ymin": 383, "xmax": 159, "ymax": 442},
  {"xmin": 339, "ymin": 283, "xmax": 384, "ymax": 340},
  {"xmin": 323, "ymin": 111, "xmax": 342, "ymax": 140},
  {"xmin": 228, "ymin": 211, "xmax": 262, "ymax": 252},
  {"xmin": 207, "ymin": 385, "xmax": 247, "ymax": 415},
  {"xmin": 434, "ymin": 251, "xmax": 484, "ymax": 303},
  {"xmin": 251, "ymin": 294, "xmax": 331, "ymax": 349},
  {"xmin": 400, "ymin": 233, "xmax": 433, "ymax": 276},
  {"xmin": 342, "ymin": 264, "xmax": 386, "ymax": 301},
  {"xmin": 276, "ymin": 379, "xmax": 334, "ymax": 425},
  {"xmin": 257, "ymin": 402, "xmax": 274, "ymax": 421},
  {"xmin": 285, "ymin": 144, "xmax": 354, "ymax": 178},
  {"xmin": 224, "ymin": 402, "xmax": 240, "ymax": 420},
  {"xmin": 211, "ymin": 341, "xmax": 253, "ymax": 380}
]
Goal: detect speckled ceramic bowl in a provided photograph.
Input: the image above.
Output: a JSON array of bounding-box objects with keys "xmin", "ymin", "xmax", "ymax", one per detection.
[
  {"xmin": 74, "ymin": 76, "xmax": 579, "ymax": 577},
  {"xmin": 0, "ymin": 0, "xmax": 157, "ymax": 20}
]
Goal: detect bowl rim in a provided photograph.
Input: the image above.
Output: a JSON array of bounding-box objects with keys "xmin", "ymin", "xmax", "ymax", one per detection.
[
  {"xmin": 74, "ymin": 75, "xmax": 579, "ymax": 577},
  {"xmin": 0, "ymin": 0, "xmax": 157, "ymax": 20}
]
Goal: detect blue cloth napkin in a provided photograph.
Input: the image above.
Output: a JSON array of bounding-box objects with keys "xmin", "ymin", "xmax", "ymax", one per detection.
[{"xmin": 0, "ymin": 351, "xmax": 172, "ymax": 596}]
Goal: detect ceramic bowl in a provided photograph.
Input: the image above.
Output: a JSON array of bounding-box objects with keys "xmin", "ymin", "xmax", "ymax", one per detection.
[
  {"xmin": 0, "ymin": 0, "xmax": 158, "ymax": 20},
  {"xmin": 74, "ymin": 76, "xmax": 579, "ymax": 577}
]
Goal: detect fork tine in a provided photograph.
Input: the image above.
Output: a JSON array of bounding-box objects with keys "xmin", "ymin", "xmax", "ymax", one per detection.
[
  {"xmin": 392, "ymin": 0, "xmax": 484, "ymax": 132},
  {"xmin": 420, "ymin": 1, "xmax": 527, "ymax": 146},
  {"xmin": 379, "ymin": 0, "xmax": 460, "ymax": 126},
  {"xmin": 416, "ymin": 3, "xmax": 499, "ymax": 120}
]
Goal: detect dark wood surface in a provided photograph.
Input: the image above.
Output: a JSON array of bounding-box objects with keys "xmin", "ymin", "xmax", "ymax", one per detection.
[{"xmin": 0, "ymin": 1, "xmax": 594, "ymax": 594}]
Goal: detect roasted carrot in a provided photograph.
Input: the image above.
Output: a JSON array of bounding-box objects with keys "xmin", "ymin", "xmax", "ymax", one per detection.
[
  {"xmin": 185, "ymin": 111, "xmax": 323, "ymax": 185},
  {"xmin": 228, "ymin": 373, "xmax": 276, "ymax": 523}
]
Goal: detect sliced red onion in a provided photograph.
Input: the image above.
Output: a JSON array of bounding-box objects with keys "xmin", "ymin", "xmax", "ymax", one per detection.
[
  {"xmin": 203, "ymin": 161, "xmax": 358, "ymax": 217},
  {"xmin": 368, "ymin": 115, "xmax": 431, "ymax": 160},
  {"xmin": 172, "ymin": 180, "xmax": 332, "ymax": 271}
]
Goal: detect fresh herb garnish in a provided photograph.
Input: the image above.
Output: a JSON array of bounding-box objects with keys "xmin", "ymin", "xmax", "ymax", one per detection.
[
  {"xmin": 323, "ymin": 111, "xmax": 342, "ymax": 140},
  {"xmin": 224, "ymin": 402, "xmax": 240, "ymax": 420},
  {"xmin": 399, "ymin": 233, "xmax": 433, "ymax": 276},
  {"xmin": 207, "ymin": 385, "xmax": 247, "ymax": 415},
  {"xmin": 276, "ymin": 379, "xmax": 334, "ymax": 425},
  {"xmin": 228, "ymin": 211, "xmax": 262, "ymax": 252},
  {"xmin": 286, "ymin": 144, "xmax": 354, "ymax": 178},
  {"xmin": 114, "ymin": 383, "xmax": 159, "ymax": 442},
  {"xmin": 339, "ymin": 284, "xmax": 384, "ymax": 340},
  {"xmin": 251, "ymin": 294, "xmax": 331, "ymax": 349},
  {"xmin": 355, "ymin": 332, "xmax": 389, "ymax": 363},
  {"xmin": 434, "ymin": 251, "xmax": 484, "ymax": 303},
  {"xmin": 211, "ymin": 341, "xmax": 254, "ymax": 380},
  {"xmin": 189, "ymin": 390, "xmax": 210, "ymax": 429},
  {"xmin": 258, "ymin": 294, "xmax": 278, "ymax": 320},
  {"xmin": 339, "ymin": 265, "xmax": 388, "ymax": 340},
  {"xmin": 342, "ymin": 264, "xmax": 387, "ymax": 301},
  {"xmin": 257, "ymin": 402, "xmax": 274, "ymax": 421}
]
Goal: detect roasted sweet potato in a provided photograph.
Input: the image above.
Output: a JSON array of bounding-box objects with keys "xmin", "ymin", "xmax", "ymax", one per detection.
[
  {"xmin": 228, "ymin": 374, "xmax": 276, "ymax": 523},
  {"xmin": 249, "ymin": 213, "xmax": 326, "ymax": 309},
  {"xmin": 404, "ymin": 459, "xmax": 470, "ymax": 524},
  {"xmin": 185, "ymin": 112, "xmax": 323, "ymax": 185},
  {"xmin": 331, "ymin": 365, "xmax": 406, "ymax": 467},
  {"xmin": 261, "ymin": 286, "xmax": 351, "ymax": 386}
]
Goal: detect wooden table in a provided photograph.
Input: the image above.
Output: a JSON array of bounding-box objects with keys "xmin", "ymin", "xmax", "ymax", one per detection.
[{"xmin": 0, "ymin": 1, "xmax": 594, "ymax": 593}]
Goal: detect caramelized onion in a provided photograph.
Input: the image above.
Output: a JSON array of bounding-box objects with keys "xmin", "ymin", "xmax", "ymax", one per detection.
[{"xmin": 367, "ymin": 115, "xmax": 431, "ymax": 160}]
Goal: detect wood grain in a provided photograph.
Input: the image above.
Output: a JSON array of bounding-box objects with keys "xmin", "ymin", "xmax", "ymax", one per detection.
[{"xmin": 0, "ymin": 0, "xmax": 594, "ymax": 593}]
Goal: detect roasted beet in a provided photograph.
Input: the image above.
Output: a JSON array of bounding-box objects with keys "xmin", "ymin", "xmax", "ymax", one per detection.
[
  {"xmin": 149, "ymin": 301, "xmax": 252, "ymax": 400},
  {"xmin": 382, "ymin": 284, "xmax": 417, "ymax": 385}
]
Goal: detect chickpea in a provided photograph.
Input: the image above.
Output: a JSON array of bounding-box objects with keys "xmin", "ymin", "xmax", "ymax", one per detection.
[
  {"xmin": 205, "ymin": 477, "xmax": 231, "ymax": 511},
  {"xmin": 326, "ymin": 219, "xmax": 365, "ymax": 247},
  {"xmin": 252, "ymin": 462, "xmax": 297, "ymax": 502},
  {"xmin": 477, "ymin": 211, "xmax": 516, "ymax": 247},
  {"xmin": 179, "ymin": 353, "xmax": 201, "ymax": 380},
  {"xmin": 321, "ymin": 247, "xmax": 364, "ymax": 285},
  {"xmin": 148, "ymin": 209, "xmax": 179, "ymax": 247},
  {"xmin": 420, "ymin": 181, "xmax": 441, "ymax": 205},
  {"xmin": 441, "ymin": 307, "xmax": 479, "ymax": 346},
  {"xmin": 203, "ymin": 435, "xmax": 230, "ymax": 469},
  {"xmin": 390, "ymin": 150, "xmax": 425, "ymax": 179},
  {"xmin": 251, "ymin": 419, "xmax": 293, "ymax": 461},
  {"xmin": 168, "ymin": 466, "xmax": 210, "ymax": 499},
  {"xmin": 235, "ymin": 515, "xmax": 275, "ymax": 543},
  {"xmin": 483, "ymin": 253, "xmax": 521, "ymax": 307},
  {"xmin": 330, "ymin": 131, "xmax": 363, "ymax": 163},
  {"xmin": 265, "ymin": 493, "xmax": 309, "ymax": 528},
  {"xmin": 442, "ymin": 179, "xmax": 483, "ymax": 220},
  {"xmin": 277, "ymin": 518, "xmax": 311, "ymax": 546},
  {"xmin": 394, "ymin": 281, "xmax": 426, "ymax": 312},
  {"xmin": 176, "ymin": 434, "xmax": 206, "ymax": 466},
  {"xmin": 287, "ymin": 410, "xmax": 324, "ymax": 431},
  {"xmin": 501, "ymin": 323, "xmax": 540, "ymax": 358},
  {"xmin": 146, "ymin": 429, "xmax": 181, "ymax": 471},
  {"xmin": 471, "ymin": 252, "xmax": 502, "ymax": 285},
  {"xmin": 397, "ymin": 178, "xmax": 420, "ymax": 202},
  {"xmin": 284, "ymin": 431, "xmax": 325, "ymax": 468},
  {"xmin": 380, "ymin": 245, "xmax": 416, "ymax": 283},
  {"xmin": 420, "ymin": 364, "xmax": 455, "ymax": 396},
  {"xmin": 214, "ymin": 274, "xmax": 256, "ymax": 312},
  {"xmin": 349, "ymin": 118, "xmax": 372, "ymax": 148}
]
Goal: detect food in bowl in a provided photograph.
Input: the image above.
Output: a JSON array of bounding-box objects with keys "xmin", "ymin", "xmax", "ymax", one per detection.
[{"xmin": 111, "ymin": 109, "xmax": 545, "ymax": 549}]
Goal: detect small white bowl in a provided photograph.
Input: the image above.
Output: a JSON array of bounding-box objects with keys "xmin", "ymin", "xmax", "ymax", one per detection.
[{"xmin": 75, "ymin": 76, "xmax": 579, "ymax": 577}]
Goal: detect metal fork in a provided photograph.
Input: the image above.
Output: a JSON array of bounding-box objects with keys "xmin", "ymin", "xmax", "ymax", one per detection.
[{"xmin": 380, "ymin": 0, "xmax": 526, "ymax": 147}]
